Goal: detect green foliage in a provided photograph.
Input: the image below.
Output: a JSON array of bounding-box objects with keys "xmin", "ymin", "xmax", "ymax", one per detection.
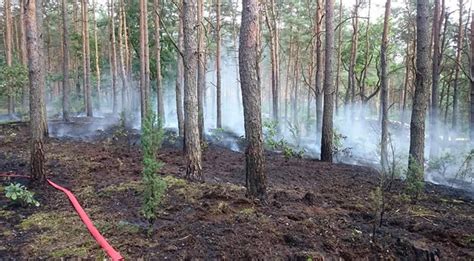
[
  {"xmin": 141, "ymin": 109, "xmax": 167, "ymax": 223},
  {"xmin": 263, "ymin": 120, "xmax": 304, "ymax": 160},
  {"xmin": 405, "ymin": 156, "xmax": 425, "ymax": 200},
  {"xmin": 456, "ymin": 150, "xmax": 474, "ymax": 180},
  {"xmin": 4, "ymin": 183, "xmax": 40, "ymax": 207},
  {"xmin": 427, "ymin": 153, "xmax": 455, "ymax": 177},
  {"xmin": 0, "ymin": 64, "xmax": 28, "ymax": 98},
  {"xmin": 333, "ymin": 128, "xmax": 352, "ymax": 158}
]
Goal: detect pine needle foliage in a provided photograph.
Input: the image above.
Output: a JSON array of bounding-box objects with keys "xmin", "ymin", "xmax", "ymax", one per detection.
[{"xmin": 141, "ymin": 109, "xmax": 167, "ymax": 223}]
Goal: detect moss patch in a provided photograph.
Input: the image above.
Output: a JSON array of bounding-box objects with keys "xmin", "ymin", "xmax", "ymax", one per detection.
[{"xmin": 18, "ymin": 210, "xmax": 99, "ymax": 257}]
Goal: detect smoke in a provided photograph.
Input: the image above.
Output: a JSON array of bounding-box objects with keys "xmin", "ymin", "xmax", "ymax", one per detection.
[{"xmin": 1, "ymin": 46, "xmax": 472, "ymax": 194}]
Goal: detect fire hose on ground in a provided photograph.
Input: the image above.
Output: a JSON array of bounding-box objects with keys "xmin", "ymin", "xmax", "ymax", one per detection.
[{"xmin": 0, "ymin": 172, "xmax": 124, "ymax": 261}]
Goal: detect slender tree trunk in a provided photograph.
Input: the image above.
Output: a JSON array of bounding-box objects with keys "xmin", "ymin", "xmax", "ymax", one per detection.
[
  {"xmin": 82, "ymin": 0, "xmax": 93, "ymax": 117},
  {"xmin": 470, "ymin": 12, "xmax": 474, "ymax": 142},
  {"xmin": 265, "ymin": 0, "xmax": 279, "ymax": 123},
  {"xmin": 401, "ymin": 40, "xmax": 411, "ymax": 124},
  {"xmin": 118, "ymin": 0, "xmax": 129, "ymax": 112},
  {"xmin": 25, "ymin": 0, "xmax": 46, "ymax": 181},
  {"xmin": 216, "ymin": 0, "xmax": 222, "ymax": 128},
  {"xmin": 360, "ymin": 0, "xmax": 371, "ymax": 121},
  {"xmin": 292, "ymin": 45, "xmax": 300, "ymax": 127},
  {"xmin": 335, "ymin": 0, "xmax": 342, "ymax": 115},
  {"xmin": 430, "ymin": 0, "xmax": 443, "ymax": 157},
  {"xmin": 154, "ymin": 0, "xmax": 165, "ymax": 122},
  {"xmin": 407, "ymin": 0, "xmax": 430, "ymax": 198},
  {"xmin": 346, "ymin": 0, "xmax": 359, "ymax": 113},
  {"xmin": 176, "ymin": 3, "xmax": 185, "ymax": 137},
  {"xmin": 197, "ymin": 0, "xmax": 205, "ymax": 141},
  {"xmin": 110, "ymin": 0, "xmax": 118, "ymax": 114},
  {"xmin": 139, "ymin": 0, "xmax": 150, "ymax": 119},
  {"xmin": 321, "ymin": 0, "xmax": 335, "ymax": 162},
  {"xmin": 92, "ymin": 0, "xmax": 101, "ymax": 110},
  {"xmin": 183, "ymin": 0, "xmax": 203, "ymax": 180},
  {"xmin": 452, "ymin": 0, "xmax": 464, "ymax": 130},
  {"xmin": 62, "ymin": 0, "xmax": 70, "ymax": 122},
  {"xmin": 20, "ymin": 0, "xmax": 29, "ymax": 113},
  {"xmin": 240, "ymin": 0, "xmax": 266, "ymax": 199},
  {"xmin": 315, "ymin": 0, "xmax": 323, "ymax": 136},
  {"xmin": 5, "ymin": 0, "xmax": 14, "ymax": 116},
  {"xmin": 285, "ymin": 34, "xmax": 294, "ymax": 124},
  {"xmin": 380, "ymin": 0, "xmax": 391, "ymax": 171},
  {"xmin": 121, "ymin": 0, "xmax": 131, "ymax": 77}
]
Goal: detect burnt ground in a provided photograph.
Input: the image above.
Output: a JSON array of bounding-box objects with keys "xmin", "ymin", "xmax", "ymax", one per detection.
[{"xmin": 0, "ymin": 119, "xmax": 473, "ymax": 260}]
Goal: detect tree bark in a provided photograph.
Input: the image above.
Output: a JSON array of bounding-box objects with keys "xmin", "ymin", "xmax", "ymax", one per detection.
[
  {"xmin": 92, "ymin": 0, "xmax": 101, "ymax": 110},
  {"xmin": 183, "ymin": 0, "xmax": 203, "ymax": 180},
  {"xmin": 380, "ymin": 0, "xmax": 391, "ymax": 171},
  {"xmin": 265, "ymin": 0, "xmax": 279, "ymax": 123},
  {"xmin": 154, "ymin": 0, "xmax": 165, "ymax": 122},
  {"xmin": 320, "ymin": 0, "xmax": 335, "ymax": 162},
  {"xmin": 176, "ymin": 3, "xmax": 185, "ymax": 137},
  {"xmin": 314, "ymin": 0, "xmax": 323, "ymax": 136},
  {"xmin": 470, "ymin": 11, "xmax": 474, "ymax": 143},
  {"xmin": 216, "ymin": 0, "xmax": 222, "ymax": 128},
  {"xmin": 240, "ymin": 0, "xmax": 266, "ymax": 199},
  {"xmin": 335, "ymin": 0, "xmax": 343, "ymax": 115},
  {"xmin": 139, "ymin": 0, "xmax": 150, "ymax": 119},
  {"xmin": 5, "ymin": 0, "xmax": 14, "ymax": 116},
  {"xmin": 82, "ymin": 0, "xmax": 93, "ymax": 117},
  {"xmin": 110, "ymin": 0, "xmax": 118, "ymax": 114},
  {"xmin": 345, "ymin": 0, "xmax": 359, "ymax": 113},
  {"xmin": 62, "ymin": 0, "xmax": 70, "ymax": 122},
  {"xmin": 430, "ymin": 0, "xmax": 444, "ymax": 157},
  {"xmin": 20, "ymin": 0, "xmax": 29, "ymax": 113},
  {"xmin": 452, "ymin": 0, "xmax": 463, "ymax": 130},
  {"xmin": 197, "ymin": 0, "xmax": 205, "ymax": 141},
  {"xmin": 407, "ymin": 0, "xmax": 430, "ymax": 197},
  {"xmin": 25, "ymin": 0, "xmax": 46, "ymax": 182},
  {"xmin": 118, "ymin": 0, "xmax": 129, "ymax": 112}
]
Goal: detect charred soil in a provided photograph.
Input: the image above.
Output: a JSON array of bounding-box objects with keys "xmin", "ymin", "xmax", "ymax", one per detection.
[{"xmin": 0, "ymin": 120, "xmax": 473, "ymax": 259}]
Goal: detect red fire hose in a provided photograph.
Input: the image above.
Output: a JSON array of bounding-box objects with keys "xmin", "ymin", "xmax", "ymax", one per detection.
[{"xmin": 0, "ymin": 172, "xmax": 124, "ymax": 261}]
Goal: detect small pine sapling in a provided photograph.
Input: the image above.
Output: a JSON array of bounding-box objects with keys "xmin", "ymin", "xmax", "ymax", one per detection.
[{"xmin": 141, "ymin": 109, "xmax": 167, "ymax": 226}]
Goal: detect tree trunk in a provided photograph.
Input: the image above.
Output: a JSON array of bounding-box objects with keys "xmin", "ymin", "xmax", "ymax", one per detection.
[
  {"xmin": 110, "ymin": 0, "xmax": 118, "ymax": 114},
  {"xmin": 265, "ymin": 0, "xmax": 279, "ymax": 123},
  {"xmin": 407, "ymin": 0, "xmax": 430, "ymax": 198},
  {"xmin": 470, "ymin": 11, "xmax": 474, "ymax": 142},
  {"xmin": 176, "ymin": 3, "xmax": 185, "ymax": 137},
  {"xmin": 335, "ymin": 0, "xmax": 343, "ymax": 115},
  {"xmin": 92, "ymin": 0, "xmax": 101, "ymax": 110},
  {"xmin": 197, "ymin": 0, "xmax": 205, "ymax": 141},
  {"xmin": 154, "ymin": 0, "xmax": 165, "ymax": 122},
  {"xmin": 359, "ymin": 0, "xmax": 371, "ymax": 120},
  {"xmin": 139, "ymin": 0, "xmax": 150, "ymax": 119},
  {"xmin": 430, "ymin": 0, "xmax": 443, "ymax": 157},
  {"xmin": 25, "ymin": 0, "xmax": 46, "ymax": 182},
  {"xmin": 452, "ymin": 0, "xmax": 463, "ymax": 130},
  {"xmin": 240, "ymin": 0, "xmax": 266, "ymax": 199},
  {"xmin": 62, "ymin": 0, "xmax": 70, "ymax": 122},
  {"xmin": 20, "ymin": 0, "xmax": 29, "ymax": 113},
  {"xmin": 183, "ymin": 0, "xmax": 203, "ymax": 180},
  {"xmin": 321, "ymin": 0, "xmax": 335, "ymax": 162},
  {"xmin": 118, "ymin": 0, "xmax": 129, "ymax": 113},
  {"xmin": 314, "ymin": 0, "xmax": 323, "ymax": 136},
  {"xmin": 216, "ymin": 0, "xmax": 222, "ymax": 128},
  {"xmin": 401, "ymin": 39, "xmax": 411, "ymax": 124},
  {"xmin": 82, "ymin": 0, "xmax": 93, "ymax": 117},
  {"xmin": 380, "ymin": 0, "xmax": 391, "ymax": 171},
  {"xmin": 5, "ymin": 0, "xmax": 14, "ymax": 116},
  {"xmin": 346, "ymin": 0, "xmax": 359, "ymax": 113}
]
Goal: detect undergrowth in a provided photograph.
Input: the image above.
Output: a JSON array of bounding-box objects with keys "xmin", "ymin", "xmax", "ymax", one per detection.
[{"xmin": 141, "ymin": 109, "xmax": 167, "ymax": 225}]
